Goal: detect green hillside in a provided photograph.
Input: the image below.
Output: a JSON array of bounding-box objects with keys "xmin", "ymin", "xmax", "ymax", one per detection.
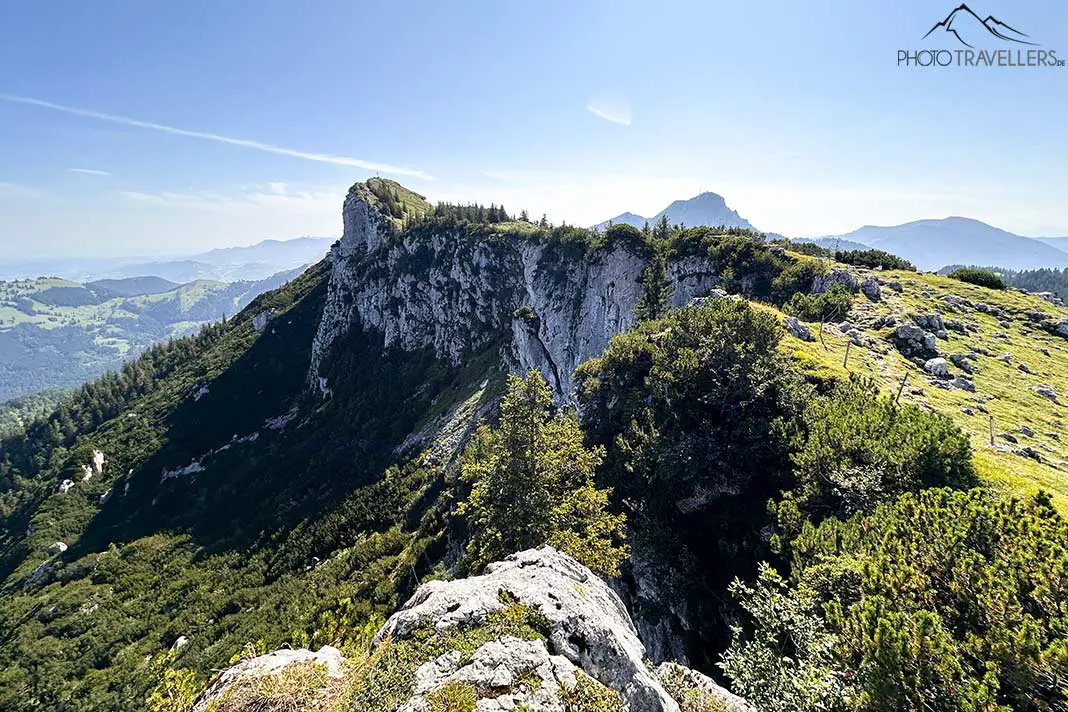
[{"xmin": 0, "ymin": 269, "xmax": 302, "ymax": 401}]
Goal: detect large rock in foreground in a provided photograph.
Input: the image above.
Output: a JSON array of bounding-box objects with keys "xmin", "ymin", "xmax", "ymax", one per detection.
[
  {"xmin": 191, "ymin": 548, "xmax": 749, "ymax": 711},
  {"xmin": 378, "ymin": 546, "xmax": 677, "ymax": 710}
]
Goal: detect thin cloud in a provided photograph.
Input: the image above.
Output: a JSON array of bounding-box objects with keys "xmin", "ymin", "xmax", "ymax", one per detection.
[
  {"xmin": 69, "ymin": 168, "xmax": 112, "ymax": 176},
  {"xmin": 1, "ymin": 93, "xmax": 433, "ymax": 180},
  {"xmin": 0, "ymin": 181, "xmax": 44, "ymax": 198},
  {"xmin": 586, "ymin": 91, "xmax": 632, "ymax": 126}
]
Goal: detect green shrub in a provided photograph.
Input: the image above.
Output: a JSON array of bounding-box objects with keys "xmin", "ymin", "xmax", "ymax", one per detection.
[
  {"xmin": 784, "ymin": 377, "xmax": 976, "ymax": 521},
  {"xmin": 785, "ymin": 282, "xmax": 853, "ymax": 322},
  {"xmin": 426, "ymin": 681, "xmax": 477, "ymax": 712},
  {"xmin": 949, "ymin": 267, "xmax": 1006, "ymax": 290},
  {"xmin": 789, "ymin": 489, "xmax": 1067, "ymax": 711},
  {"xmin": 835, "ymin": 249, "xmax": 915, "ymax": 272},
  {"xmin": 771, "ymin": 259, "xmax": 827, "ymax": 305}
]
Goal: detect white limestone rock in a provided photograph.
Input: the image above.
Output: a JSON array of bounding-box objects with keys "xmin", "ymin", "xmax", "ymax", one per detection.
[
  {"xmin": 376, "ymin": 547, "xmax": 681, "ymax": 711},
  {"xmin": 192, "ymin": 646, "xmax": 345, "ymax": 712}
]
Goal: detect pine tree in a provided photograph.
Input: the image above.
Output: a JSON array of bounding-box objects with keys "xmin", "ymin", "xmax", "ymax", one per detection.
[{"xmin": 459, "ymin": 371, "xmax": 627, "ymax": 576}]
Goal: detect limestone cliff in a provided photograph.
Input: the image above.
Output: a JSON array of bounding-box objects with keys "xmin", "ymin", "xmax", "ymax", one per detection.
[{"xmin": 309, "ymin": 179, "xmax": 722, "ymax": 401}]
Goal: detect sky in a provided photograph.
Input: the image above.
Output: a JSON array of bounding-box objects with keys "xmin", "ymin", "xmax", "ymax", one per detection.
[{"xmin": 1, "ymin": 0, "xmax": 1066, "ymax": 259}]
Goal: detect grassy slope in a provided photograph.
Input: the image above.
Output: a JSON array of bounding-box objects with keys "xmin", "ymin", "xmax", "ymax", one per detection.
[{"xmin": 778, "ymin": 261, "xmax": 1068, "ymax": 507}]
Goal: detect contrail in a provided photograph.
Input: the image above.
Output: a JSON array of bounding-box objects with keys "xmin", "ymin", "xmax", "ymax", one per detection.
[{"xmin": 0, "ymin": 93, "xmax": 433, "ymax": 180}]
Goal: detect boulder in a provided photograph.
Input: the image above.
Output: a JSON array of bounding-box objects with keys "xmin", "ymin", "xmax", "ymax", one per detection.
[
  {"xmin": 58, "ymin": 479, "xmax": 75, "ymax": 494},
  {"xmin": 950, "ymin": 377, "xmax": 975, "ymax": 392},
  {"xmin": 783, "ymin": 317, "xmax": 815, "ymax": 342},
  {"xmin": 924, "ymin": 358, "xmax": 950, "ymax": 378},
  {"xmin": 886, "ymin": 280, "xmax": 903, "ymax": 293},
  {"xmin": 376, "ymin": 547, "xmax": 680, "ymax": 711},
  {"xmin": 811, "ymin": 270, "xmax": 859, "ymax": 295},
  {"xmin": 860, "ymin": 277, "xmax": 881, "ymax": 302},
  {"xmin": 192, "ymin": 646, "xmax": 345, "ymax": 712},
  {"xmin": 1035, "ymin": 385, "xmax": 1060, "ymax": 403}
]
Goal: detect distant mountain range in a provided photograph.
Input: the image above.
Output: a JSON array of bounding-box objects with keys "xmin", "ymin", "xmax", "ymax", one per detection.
[
  {"xmin": 810, "ymin": 218, "xmax": 1068, "ymax": 272},
  {"xmin": 595, "ymin": 193, "xmax": 1068, "ymax": 272},
  {"xmin": 594, "ymin": 192, "xmax": 756, "ymax": 232},
  {"xmin": 0, "ymin": 236, "xmax": 335, "ymax": 283},
  {"xmin": 0, "ymin": 267, "xmax": 303, "ymax": 402}
]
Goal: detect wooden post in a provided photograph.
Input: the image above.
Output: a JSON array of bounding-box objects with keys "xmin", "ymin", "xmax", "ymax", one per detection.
[
  {"xmin": 989, "ymin": 415, "xmax": 995, "ymax": 447},
  {"xmin": 894, "ymin": 372, "xmax": 908, "ymax": 405},
  {"xmin": 843, "ymin": 341, "xmax": 852, "ymax": 369}
]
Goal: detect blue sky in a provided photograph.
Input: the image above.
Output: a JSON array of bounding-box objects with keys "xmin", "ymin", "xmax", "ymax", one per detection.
[{"xmin": 1, "ymin": 0, "xmax": 1066, "ymax": 259}]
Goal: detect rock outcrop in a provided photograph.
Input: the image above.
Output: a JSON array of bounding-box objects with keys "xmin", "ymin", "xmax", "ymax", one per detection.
[
  {"xmin": 192, "ymin": 645, "xmax": 346, "ymax": 712},
  {"xmin": 191, "ymin": 548, "xmax": 749, "ymax": 712},
  {"xmin": 377, "ymin": 547, "xmax": 679, "ymax": 710},
  {"xmin": 308, "ymin": 180, "xmax": 723, "ymax": 401}
]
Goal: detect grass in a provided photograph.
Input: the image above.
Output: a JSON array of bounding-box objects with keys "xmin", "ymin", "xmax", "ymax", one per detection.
[{"xmin": 778, "ymin": 267, "xmax": 1068, "ymax": 508}]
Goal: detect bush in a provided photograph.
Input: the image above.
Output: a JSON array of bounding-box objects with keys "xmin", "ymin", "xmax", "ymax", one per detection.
[
  {"xmin": 835, "ymin": 249, "xmax": 915, "ymax": 272},
  {"xmin": 730, "ymin": 489, "xmax": 1068, "ymax": 712},
  {"xmin": 783, "ymin": 377, "xmax": 976, "ymax": 521},
  {"xmin": 785, "ymin": 282, "xmax": 853, "ymax": 322},
  {"xmin": 949, "ymin": 267, "xmax": 1006, "ymax": 290}
]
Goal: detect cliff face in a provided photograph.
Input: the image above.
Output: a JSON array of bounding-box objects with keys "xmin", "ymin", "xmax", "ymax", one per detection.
[{"xmin": 309, "ymin": 180, "xmax": 722, "ymax": 401}]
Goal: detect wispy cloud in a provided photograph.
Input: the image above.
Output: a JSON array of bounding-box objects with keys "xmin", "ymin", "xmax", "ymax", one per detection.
[
  {"xmin": 118, "ymin": 182, "xmax": 344, "ymax": 214},
  {"xmin": 69, "ymin": 168, "xmax": 112, "ymax": 176},
  {"xmin": 0, "ymin": 181, "xmax": 44, "ymax": 199},
  {"xmin": 0, "ymin": 93, "xmax": 434, "ymax": 180},
  {"xmin": 586, "ymin": 91, "xmax": 632, "ymax": 126}
]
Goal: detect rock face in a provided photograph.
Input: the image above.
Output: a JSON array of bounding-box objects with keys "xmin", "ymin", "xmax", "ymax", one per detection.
[
  {"xmin": 309, "ymin": 181, "xmax": 725, "ymax": 402},
  {"xmin": 378, "ymin": 547, "xmax": 680, "ymax": 711},
  {"xmin": 811, "ymin": 269, "xmax": 859, "ymax": 295}
]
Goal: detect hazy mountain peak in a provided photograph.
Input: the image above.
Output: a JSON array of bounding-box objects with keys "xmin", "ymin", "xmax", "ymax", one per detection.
[{"xmin": 595, "ymin": 191, "xmax": 755, "ymax": 232}]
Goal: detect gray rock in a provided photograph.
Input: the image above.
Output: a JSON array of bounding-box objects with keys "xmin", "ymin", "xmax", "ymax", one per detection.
[
  {"xmin": 57, "ymin": 479, "xmax": 74, "ymax": 494},
  {"xmin": 1015, "ymin": 447, "xmax": 1043, "ymax": 462},
  {"xmin": 811, "ymin": 270, "xmax": 859, "ymax": 295},
  {"xmin": 887, "ymin": 280, "xmax": 903, "ymax": 293},
  {"xmin": 1019, "ymin": 363, "xmax": 1033, "ymax": 375},
  {"xmin": 48, "ymin": 541, "xmax": 67, "ymax": 554},
  {"xmin": 1019, "ymin": 425, "xmax": 1035, "ymax": 438},
  {"xmin": 252, "ymin": 310, "xmax": 273, "ymax": 331},
  {"xmin": 1035, "ymin": 385, "xmax": 1060, "ymax": 403},
  {"xmin": 1001, "ymin": 433, "xmax": 1019, "ymax": 444},
  {"xmin": 1055, "ymin": 320, "xmax": 1068, "ymax": 338},
  {"xmin": 950, "ymin": 377, "xmax": 975, "ymax": 392},
  {"xmin": 861, "ymin": 277, "xmax": 881, "ymax": 302},
  {"xmin": 376, "ymin": 547, "xmax": 681, "ymax": 711},
  {"xmin": 657, "ymin": 662, "xmax": 754, "ymax": 712},
  {"xmin": 914, "ymin": 313, "xmax": 945, "ymax": 332},
  {"xmin": 949, "ymin": 354, "xmax": 975, "ymax": 374},
  {"xmin": 193, "ymin": 646, "xmax": 345, "ymax": 712},
  {"xmin": 783, "ymin": 317, "xmax": 815, "ymax": 342},
  {"xmin": 998, "ymin": 353, "xmax": 1014, "ymax": 363},
  {"xmin": 408, "ymin": 637, "xmax": 581, "ymax": 712},
  {"xmin": 924, "ymin": 358, "xmax": 950, "ymax": 378}
]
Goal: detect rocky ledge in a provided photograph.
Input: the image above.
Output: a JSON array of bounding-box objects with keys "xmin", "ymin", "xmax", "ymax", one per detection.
[{"xmin": 193, "ymin": 547, "xmax": 750, "ymax": 711}]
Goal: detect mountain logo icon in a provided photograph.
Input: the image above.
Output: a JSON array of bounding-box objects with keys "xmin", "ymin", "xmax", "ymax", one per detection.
[{"xmin": 923, "ymin": 4, "xmax": 1037, "ymax": 48}]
